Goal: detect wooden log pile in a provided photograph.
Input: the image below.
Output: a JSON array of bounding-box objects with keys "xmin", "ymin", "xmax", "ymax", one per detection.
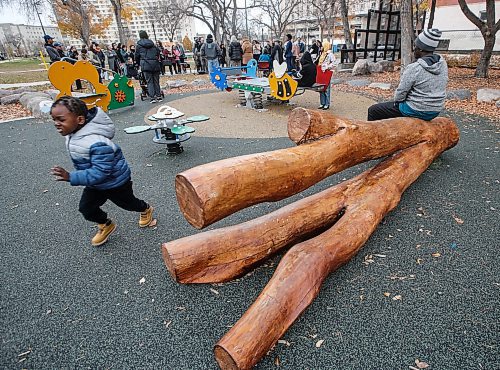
[{"xmin": 162, "ymin": 108, "xmax": 460, "ymax": 369}]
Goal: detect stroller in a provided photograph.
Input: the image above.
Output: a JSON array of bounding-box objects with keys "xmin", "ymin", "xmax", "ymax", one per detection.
[{"xmin": 137, "ymin": 70, "xmax": 165, "ymax": 101}]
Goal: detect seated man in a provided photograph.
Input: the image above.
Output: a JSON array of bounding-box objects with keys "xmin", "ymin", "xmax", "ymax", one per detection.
[
  {"xmin": 293, "ymin": 51, "xmax": 317, "ymax": 88},
  {"xmin": 367, "ymin": 29, "xmax": 447, "ymax": 121}
]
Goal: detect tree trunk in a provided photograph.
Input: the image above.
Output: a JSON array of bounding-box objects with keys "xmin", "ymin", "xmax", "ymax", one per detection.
[
  {"xmin": 475, "ymin": 32, "xmax": 496, "ymax": 78},
  {"xmin": 175, "ymin": 110, "xmax": 458, "ymax": 229},
  {"xmin": 400, "ymin": 0, "xmax": 414, "ymax": 71},
  {"xmin": 110, "ymin": 0, "xmax": 126, "ymax": 44},
  {"xmin": 427, "ymin": 0, "xmax": 436, "ymax": 29},
  {"xmin": 340, "ymin": 0, "xmax": 353, "ymax": 54},
  {"xmin": 214, "ymin": 123, "xmax": 459, "ymax": 370}
]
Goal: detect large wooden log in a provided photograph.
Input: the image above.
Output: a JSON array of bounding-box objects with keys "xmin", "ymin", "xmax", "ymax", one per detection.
[
  {"xmin": 213, "ymin": 125, "xmax": 460, "ymax": 370},
  {"xmin": 176, "ymin": 113, "xmax": 456, "ymax": 229}
]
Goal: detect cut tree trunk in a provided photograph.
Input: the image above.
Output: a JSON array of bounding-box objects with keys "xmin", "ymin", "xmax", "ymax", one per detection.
[
  {"xmin": 164, "ymin": 113, "xmax": 458, "ymax": 284},
  {"xmin": 176, "ymin": 112, "xmax": 458, "ymax": 229},
  {"xmin": 214, "ymin": 124, "xmax": 459, "ymax": 370}
]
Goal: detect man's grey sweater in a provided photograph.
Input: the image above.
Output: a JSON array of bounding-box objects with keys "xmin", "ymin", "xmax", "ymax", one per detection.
[{"xmin": 394, "ymin": 54, "xmax": 448, "ymax": 112}]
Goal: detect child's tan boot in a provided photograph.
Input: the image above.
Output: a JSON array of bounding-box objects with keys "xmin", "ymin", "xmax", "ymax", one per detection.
[
  {"xmin": 91, "ymin": 220, "xmax": 117, "ymax": 246},
  {"xmin": 139, "ymin": 206, "xmax": 154, "ymax": 227}
]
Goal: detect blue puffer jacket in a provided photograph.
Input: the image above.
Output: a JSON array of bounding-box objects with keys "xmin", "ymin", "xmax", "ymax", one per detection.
[{"xmin": 66, "ymin": 108, "xmax": 131, "ymax": 190}]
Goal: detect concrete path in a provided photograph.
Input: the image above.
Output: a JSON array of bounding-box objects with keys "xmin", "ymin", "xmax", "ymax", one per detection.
[
  {"xmin": 0, "ymin": 80, "xmax": 51, "ymax": 89},
  {"xmin": 0, "ymin": 94, "xmax": 498, "ymax": 369}
]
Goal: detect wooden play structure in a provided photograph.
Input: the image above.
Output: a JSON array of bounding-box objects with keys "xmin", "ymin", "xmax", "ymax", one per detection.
[
  {"xmin": 123, "ymin": 105, "xmax": 209, "ymax": 154},
  {"xmin": 48, "ymin": 59, "xmax": 135, "ymax": 111},
  {"xmin": 161, "ymin": 109, "xmax": 460, "ymax": 369},
  {"xmin": 210, "ymin": 60, "xmax": 333, "ymax": 109}
]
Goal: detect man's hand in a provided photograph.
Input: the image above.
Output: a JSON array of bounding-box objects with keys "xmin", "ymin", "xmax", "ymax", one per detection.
[{"xmin": 51, "ymin": 166, "xmax": 70, "ymax": 182}]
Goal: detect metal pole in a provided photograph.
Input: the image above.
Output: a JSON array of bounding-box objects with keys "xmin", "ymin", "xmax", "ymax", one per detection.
[
  {"xmin": 152, "ymin": 22, "xmax": 157, "ymax": 41},
  {"xmin": 34, "ymin": 2, "xmax": 46, "ymax": 35},
  {"xmin": 244, "ymin": 0, "xmax": 249, "ymax": 38}
]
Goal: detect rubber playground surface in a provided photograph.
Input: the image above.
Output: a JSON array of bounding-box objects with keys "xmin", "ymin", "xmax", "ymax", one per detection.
[{"xmin": 1, "ymin": 91, "xmax": 498, "ymax": 369}]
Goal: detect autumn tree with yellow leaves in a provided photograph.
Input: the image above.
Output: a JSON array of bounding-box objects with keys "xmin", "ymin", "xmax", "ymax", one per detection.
[{"xmin": 53, "ymin": 0, "xmax": 111, "ymax": 46}]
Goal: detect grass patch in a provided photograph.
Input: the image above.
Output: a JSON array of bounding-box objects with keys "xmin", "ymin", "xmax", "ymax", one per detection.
[
  {"xmin": 0, "ymin": 70, "xmax": 49, "ymax": 85},
  {"xmin": 0, "ymin": 58, "xmax": 46, "ymax": 72}
]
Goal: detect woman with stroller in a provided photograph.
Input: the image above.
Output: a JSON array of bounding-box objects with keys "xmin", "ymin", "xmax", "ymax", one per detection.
[{"xmin": 135, "ymin": 30, "xmax": 162, "ymax": 103}]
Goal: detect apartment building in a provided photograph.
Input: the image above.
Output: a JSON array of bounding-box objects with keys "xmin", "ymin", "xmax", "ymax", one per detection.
[
  {"xmin": 0, "ymin": 23, "xmax": 63, "ymax": 57},
  {"xmin": 67, "ymin": 0, "xmax": 197, "ymax": 46}
]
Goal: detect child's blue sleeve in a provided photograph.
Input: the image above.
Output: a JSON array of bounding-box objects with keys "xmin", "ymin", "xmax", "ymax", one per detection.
[{"xmin": 69, "ymin": 142, "xmax": 115, "ymax": 186}]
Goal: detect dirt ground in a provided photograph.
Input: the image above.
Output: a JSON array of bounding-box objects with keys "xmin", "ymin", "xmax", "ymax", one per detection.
[{"xmin": 164, "ymin": 90, "xmax": 376, "ymax": 138}]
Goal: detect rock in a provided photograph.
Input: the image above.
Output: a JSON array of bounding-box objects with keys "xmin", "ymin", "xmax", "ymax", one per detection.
[
  {"xmin": 165, "ymin": 80, "xmax": 188, "ymax": 88},
  {"xmin": 0, "ymin": 89, "xmax": 15, "ymax": 98},
  {"xmin": 347, "ymin": 79, "xmax": 371, "ymax": 87},
  {"xmin": 44, "ymin": 89, "xmax": 60, "ymax": 99},
  {"xmin": 19, "ymin": 92, "xmax": 51, "ymax": 107},
  {"xmin": 352, "ymin": 60, "xmax": 370, "ymax": 75},
  {"xmin": 368, "ymin": 61, "xmax": 383, "ymax": 73},
  {"xmin": 446, "ymin": 89, "xmax": 471, "ymax": 101},
  {"xmin": 476, "ymin": 88, "xmax": 500, "ymax": 103},
  {"xmin": 368, "ymin": 82, "xmax": 392, "ymax": 90},
  {"xmin": 330, "ymin": 78, "xmax": 344, "ymax": 85},
  {"xmin": 191, "ymin": 79, "xmax": 209, "ymax": 86},
  {"xmin": 7, "ymin": 87, "xmax": 36, "ymax": 95},
  {"xmin": 376, "ymin": 60, "xmax": 395, "ymax": 72},
  {"xmin": 27, "ymin": 96, "xmax": 53, "ymax": 118},
  {"xmin": 1, "ymin": 93, "xmax": 22, "ymax": 105}
]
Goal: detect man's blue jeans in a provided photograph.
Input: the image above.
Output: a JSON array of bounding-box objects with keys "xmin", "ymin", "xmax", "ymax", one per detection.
[{"xmin": 207, "ymin": 59, "xmax": 220, "ymax": 74}]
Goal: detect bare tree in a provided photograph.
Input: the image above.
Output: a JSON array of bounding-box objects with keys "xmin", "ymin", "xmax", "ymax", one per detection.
[
  {"xmin": 108, "ymin": 0, "xmax": 127, "ymax": 44},
  {"xmin": 145, "ymin": 0, "xmax": 188, "ymax": 42},
  {"xmin": 253, "ymin": 0, "xmax": 301, "ymax": 40},
  {"xmin": 311, "ymin": 0, "xmax": 339, "ymax": 42},
  {"xmin": 457, "ymin": 0, "xmax": 500, "ymax": 78},
  {"xmin": 400, "ymin": 0, "xmax": 414, "ymax": 71},
  {"xmin": 339, "ymin": 0, "xmax": 353, "ymax": 48},
  {"xmin": 427, "ymin": 0, "xmax": 436, "ymax": 29}
]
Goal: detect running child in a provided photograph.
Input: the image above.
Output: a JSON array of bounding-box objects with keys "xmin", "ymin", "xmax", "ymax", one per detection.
[{"xmin": 50, "ymin": 96, "xmax": 154, "ymax": 246}]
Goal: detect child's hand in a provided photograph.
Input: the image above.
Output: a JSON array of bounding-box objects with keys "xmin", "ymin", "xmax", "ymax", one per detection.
[{"xmin": 51, "ymin": 166, "xmax": 70, "ymax": 182}]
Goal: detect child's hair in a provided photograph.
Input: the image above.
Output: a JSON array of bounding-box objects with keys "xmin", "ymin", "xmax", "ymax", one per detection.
[{"xmin": 51, "ymin": 96, "xmax": 88, "ymax": 117}]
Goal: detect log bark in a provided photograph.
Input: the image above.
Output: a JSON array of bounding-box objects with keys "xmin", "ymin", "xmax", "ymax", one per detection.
[
  {"xmin": 176, "ymin": 114, "xmax": 458, "ymax": 229},
  {"xmin": 164, "ymin": 115, "xmax": 458, "ymax": 284},
  {"xmin": 214, "ymin": 124, "xmax": 459, "ymax": 370}
]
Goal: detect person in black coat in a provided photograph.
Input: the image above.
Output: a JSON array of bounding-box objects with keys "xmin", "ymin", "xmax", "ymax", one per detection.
[
  {"xmin": 135, "ymin": 30, "xmax": 162, "ymax": 103},
  {"xmin": 294, "ymin": 51, "xmax": 316, "ymax": 87},
  {"xmin": 228, "ymin": 35, "xmax": 243, "ymax": 67}
]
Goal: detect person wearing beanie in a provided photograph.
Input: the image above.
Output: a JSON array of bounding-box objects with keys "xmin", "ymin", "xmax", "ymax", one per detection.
[
  {"xmin": 367, "ymin": 28, "xmax": 448, "ymax": 121},
  {"xmin": 200, "ymin": 34, "xmax": 222, "ymax": 74},
  {"xmin": 135, "ymin": 30, "xmax": 163, "ymax": 103}
]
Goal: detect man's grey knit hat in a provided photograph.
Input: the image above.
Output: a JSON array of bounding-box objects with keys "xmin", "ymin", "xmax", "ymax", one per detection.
[{"xmin": 415, "ymin": 28, "xmax": 442, "ymax": 51}]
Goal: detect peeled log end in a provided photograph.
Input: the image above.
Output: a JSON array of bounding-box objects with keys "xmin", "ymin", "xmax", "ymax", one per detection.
[
  {"xmin": 161, "ymin": 243, "xmax": 179, "ymax": 282},
  {"xmin": 288, "ymin": 108, "xmax": 349, "ymax": 144},
  {"xmin": 214, "ymin": 345, "xmax": 239, "ymax": 370},
  {"xmin": 175, "ymin": 173, "xmax": 205, "ymax": 229}
]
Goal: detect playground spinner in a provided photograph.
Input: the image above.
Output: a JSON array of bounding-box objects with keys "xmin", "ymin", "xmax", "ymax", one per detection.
[{"xmin": 162, "ymin": 109, "xmax": 459, "ymax": 369}]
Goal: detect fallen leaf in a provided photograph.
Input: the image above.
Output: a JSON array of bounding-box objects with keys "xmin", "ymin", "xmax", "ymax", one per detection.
[
  {"xmin": 432, "ymin": 252, "xmax": 441, "ymax": 258},
  {"xmin": 164, "ymin": 320, "xmax": 172, "ymax": 328},
  {"xmin": 373, "ymin": 254, "xmax": 386, "ymax": 258},
  {"xmin": 415, "ymin": 359, "xmax": 430, "ymax": 368},
  {"xmin": 309, "ymin": 333, "xmax": 318, "ymax": 339},
  {"xmin": 18, "ymin": 350, "xmax": 31, "ymax": 357},
  {"xmin": 210, "ymin": 288, "xmax": 219, "ymax": 295},
  {"xmin": 146, "ymin": 164, "xmax": 153, "ymax": 167},
  {"xmin": 42, "ymin": 189, "xmax": 48, "ymax": 193},
  {"xmin": 139, "ymin": 277, "xmax": 146, "ymax": 284},
  {"xmin": 277, "ymin": 339, "xmax": 290, "ymax": 346},
  {"xmin": 383, "ymin": 292, "xmax": 391, "ymax": 297},
  {"xmin": 392, "ymin": 295, "xmax": 402, "ymax": 300},
  {"xmin": 416, "ymin": 258, "xmax": 423, "ymax": 264},
  {"xmin": 452, "ymin": 215, "xmax": 464, "ymax": 224},
  {"xmin": 315, "ymin": 339, "xmax": 325, "ymax": 348},
  {"xmin": 176, "ymin": 306, "xmax": 186, "ymax": 310},
  {"xmin": 148, "ymin": 219, "xmax": 157, "ymax": 227},
  {"xmin": 274, "ymin": 356, "xmax": 280, "ymax": 366},
  {"xmin": 46, "ymin": 309, "xmax": 52, "ymax": 315},
  {"xmin": 409, "ymin": 366, "xmax": 419, "ymax": 370}
]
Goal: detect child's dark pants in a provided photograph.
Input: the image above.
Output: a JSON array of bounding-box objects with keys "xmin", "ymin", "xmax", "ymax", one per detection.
[{"xmin": 78, "ymin": 180, "xmax": 148, "ymax": 224}]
